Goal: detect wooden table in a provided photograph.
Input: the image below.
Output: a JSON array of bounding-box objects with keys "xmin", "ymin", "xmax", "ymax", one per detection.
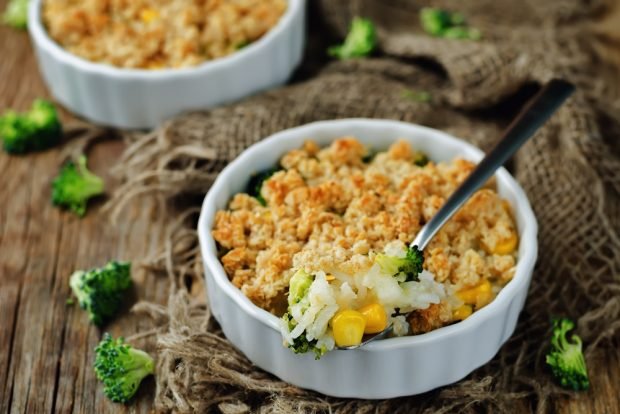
[{"xmin": 1, "ymin": 2, "xmax": 619, "ymax": 412}]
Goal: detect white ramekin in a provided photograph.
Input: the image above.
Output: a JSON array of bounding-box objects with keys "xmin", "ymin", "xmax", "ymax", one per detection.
[
  {"xmin": 28, "ymin": 0, "xmax": 306, "ymax": 129},
  {"xmin": 198, "ymin": 119, "xmax": 538, "ymax": 399}
]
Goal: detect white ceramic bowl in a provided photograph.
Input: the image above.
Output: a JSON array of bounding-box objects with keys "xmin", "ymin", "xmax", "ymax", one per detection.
[
  {"xmin": 197, "ymin": 119, "xmax": 538, "ymax": 399},
  {"xmin": 28, "ymin": 0, "xmax": 306, "ymax": 129}
]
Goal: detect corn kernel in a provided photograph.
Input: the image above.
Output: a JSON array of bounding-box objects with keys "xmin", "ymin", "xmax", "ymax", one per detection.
[
  {"xmin": 331, "ymin": 309, "xmax": 366, "ymax": 347},
  {"xmin": 493, "ymin": 233, "xmax": 518, "ymax": 255},
  {"xmin": 325, "ymin": 274, "xmax": 336, "ymax": 282},
  {"xmin": 359, "ymin": 303, "xmax": 388, "ymax": 334},
  {"xmin": 453, "ymin": 304, "xmax": 473, "ymax": 320},
  {"xmin": 140, "ymin": 8, "xmax": 159, "ymax": 23},
  {"xmin": 457, "ymin": 279, "xmax": 492, "ymax": 306}
]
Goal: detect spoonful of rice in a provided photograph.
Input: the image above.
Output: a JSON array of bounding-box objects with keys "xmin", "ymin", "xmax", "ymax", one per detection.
[{"xmin": 337, "ymin": 79, "xmax": 575, "ymax": 350}]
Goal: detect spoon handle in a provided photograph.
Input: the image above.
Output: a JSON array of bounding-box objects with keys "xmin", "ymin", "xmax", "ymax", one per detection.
[{"xmin": 411, "ymin": 79, "xmax": 575, "ymax": 250}]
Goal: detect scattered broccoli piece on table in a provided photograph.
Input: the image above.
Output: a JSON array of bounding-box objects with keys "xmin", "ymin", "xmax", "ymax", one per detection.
[
  {"xmin": 94, "ymin": 333, "xmax": 155, "ymax": 403},
  {"xmin": 546, "ymin": 318, "xmax": 590, "ymax": 390},
  {"xmin": 2, "ymin": 0, "xmax": 28, "ymax": 29},
  {"xmin": 419, "ymin": 8, "xmax": 481, "ymax": 40},
  {"xmin": 246, "ymin": 167, "xmax": 280, "ymax": 206},
  {"xmin": 52, "ymin": 155, "xmax": 105, "ymax": 217},
  {"xmin": 402, "ymin": 89, "xmax": 432, "ymax": 103},
  {"xmin": 328, "ymin": 17, "xmax": 377, "ymax": 59},
  {"xmin": 0, "ymin": 99, "xmax": 62, "ymax": 154},
  {"xmin": 69, "ymin": 261, "xmax": 132, "ymax": 326},
  {"xmin": 376, "ymin": 245, "xmax": 424, "ymax": 282}
]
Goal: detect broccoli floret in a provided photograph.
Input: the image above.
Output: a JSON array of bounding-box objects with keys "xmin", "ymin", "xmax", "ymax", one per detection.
[
  {"xmin": 69, "ymin": 261, "xmax": 132, "ymax": 326},
  {"xmin": 419, "ymin": 8, "xmax": 481, "ymax": 40},
  {"xmin": 413, "ymin": 152, "xmax": 429, "ymax": 167},
  {"xmin": 0, "ymin": 99, "xmax": 62, "ymax": 154},
  {"xmin": 288, "ymin": 269, "xmax": 313, "ymax": 306},
  {"xmin": 246, "ymin": 167, "xmax": 279, "ymax": 206},
  {"xmin": 375, "ymin": 245, "xmax": 424, "ymax": 282},
  {"xmin": 420, "ymin": 8, "xmax": 452, "ymax": 36},
  {"xmin": 52, "ymin": 155, "xmax": 105, "ymax": 217},
  {"xmin": 281, "ymin": 270, "xmax": 328, "ymax": 359},
  {"xmin": 546, "ymin": 318, "xmax": 590, "ymax": 390},
  {"xmin": 2, "ymin": 0, "xmax": 28, "ymax": 29},
  {"xmin": 94, "ymin": 333, "xmax": 155, "ymax": 403},
  {"xmin": 328, "ymin": 17, "xmax": 377, "ymax": 59},
  {"xmin": 282, "ymin": 312, "xmax": 327, "ymax": 359}
]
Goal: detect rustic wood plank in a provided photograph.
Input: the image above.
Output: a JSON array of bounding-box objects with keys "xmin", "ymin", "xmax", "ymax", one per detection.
[{"xmin": 0, "ymin": 0, "xmax": 618, "ymax": 412}]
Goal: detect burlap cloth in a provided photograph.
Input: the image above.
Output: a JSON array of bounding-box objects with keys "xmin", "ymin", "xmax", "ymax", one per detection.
[{"xmin": 110, "ymin": 0, "xmax": 620, "ymax": 412}]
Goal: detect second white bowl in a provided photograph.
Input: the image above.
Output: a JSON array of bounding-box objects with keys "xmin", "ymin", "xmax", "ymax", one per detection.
[
  {"xmin": 197, "ymin": 119, "xmax": 538, "ymax": 399},
  {"xmin": 28, "ymin": 0, "xmax": 306, "ymax": 129}
]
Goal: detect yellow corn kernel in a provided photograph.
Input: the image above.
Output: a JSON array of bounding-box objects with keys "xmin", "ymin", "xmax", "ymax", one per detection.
[
  {"xmin": 325, "ymin": 274, "xmax": 336, "ymax": 282},
  {"xmin": 140, "ymin": 8, "xmax": 159, "ymax": 23},
  {"xmin": 331, "ymin": 309, "xmax": 366, "ymax": 347},
  {"xmin": 475, "ymin": 280, "xmax": 494, "ymax": 309},
  {"xmin": 457, "ymin": 279, "xmax": 492, "ymax": 306},
  {"xmin": 453, "ymin": 304, "xmax": 473, "ymax": 321},
  {"xmin": 359, "ymin": 303, "xmax": 388, "ymax": 334},
  {"xmin": 493, "ymin": 233, "xmax": 518, "ymax": 255}
]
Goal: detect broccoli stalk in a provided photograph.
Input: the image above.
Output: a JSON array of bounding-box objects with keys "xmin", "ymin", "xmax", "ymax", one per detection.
[
  {"xmin": 546, "ymin": 318, "xmax": 590, "ymax": 390},
  {"xmin": 94, "ymin": 334, "xmax": 155, "ymax": 403},
  {"xmin": 375, "ymin": 245, "xmax": 424, "ymax": 282},
  {"xmin": 0, "ymin": 99, "xmax": 62, "ymax": 153},
  {"xmin": 70, "ymin": 261, "xmax": 132, "ymax": 326},
  {"xmin": 328, "ymin": 17, "xmax": 377, "ymax": 59},
  {"xmin": 2, "ymin": 0, "xmax": 28, "ymax": 29},
  {"xmin": 52, "ymin": 155, "xmax": 105, "ymax": 217},
  {"xmin": 246, "ymin": 167, "xmax": 279, "ymax": 206}
]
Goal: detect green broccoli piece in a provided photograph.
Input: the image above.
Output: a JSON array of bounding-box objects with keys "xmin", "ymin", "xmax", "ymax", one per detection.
[
  {"xmin": 246, "ymin": 167, "xmax": 279, "ymax": 206},
  {"xmin": 69, "ymin": 261, "xmax": 132, "ymax": 326},
  {"xmin": 52, "ymin": 155, "xmax": 105, "ymax": 217},
  {"xmin": 328, "ymin": 17, "xmax": 377, "ymax": 59},
  {"xmin": 0, "ymin": 99, "xmax": 62, "ymax": 154},
  {"xmin": 443, "ymin": 26, "xmax": 481, "ymax": 40},
  {"xmin": 546, "ymin": 318, "xmax": 590, "ymax": 390},
  {"xmin": 288, "ymin": 269, "xmax": 313, "ymax": 306},
  {"xmin": 402, "ymin": 89, "xmax": 432, "ymax": 103},
  {"xmin": 419, "ymin": 8, "xmax": 481, "ymax": 40},
  {"xmin": 376, "ymin": 245, "xmax": 424, "ymax": 282},
  {"xmin": 282, "ymin": 312, "xmax": 327, "ymax": 359},
  {"xmin": 2, "ymin": 0, "xmax": 28, "ymax": 29},
  {"xmin": 413, "ymin": 152, "xmax": 429, "ymax": 167},
  {"xmin": 94, "ymin": 333, "xmax": 155, "ymax": 403},
  {"xmin": 420, "ymin": 8, "xmax": 452, "ymax": 36},
  {"xmin": 281, "ymin": 270, "xmax": 328, "ymax": 359}
]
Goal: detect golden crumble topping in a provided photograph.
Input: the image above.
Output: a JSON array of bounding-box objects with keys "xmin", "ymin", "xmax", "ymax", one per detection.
[{"xmin": 212, "ymin": 137, "xmax": 518, "ymax": 331}]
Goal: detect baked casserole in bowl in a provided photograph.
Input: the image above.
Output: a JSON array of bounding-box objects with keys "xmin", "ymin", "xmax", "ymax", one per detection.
[
  {"xmin": 28, "ymin": 0, "xmax": 306, "ymax": 128},
  {"xmin": 198, "ymin": 119, "xmax": 538, "ymax": 398}
]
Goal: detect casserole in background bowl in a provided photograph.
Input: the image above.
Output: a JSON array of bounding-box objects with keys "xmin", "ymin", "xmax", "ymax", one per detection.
[
  {"xmin": 198, "ymin": 119, "xmax": 538, "ymax": 399},
  {"xmin": 28, "ymin": 0, "xmax": 306, "ymax": 129}
]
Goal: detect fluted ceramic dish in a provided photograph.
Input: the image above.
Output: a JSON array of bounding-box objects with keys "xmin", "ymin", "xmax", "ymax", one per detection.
[
  {"xmin": 197, "ymin": 119, "xmax": 538, "ymax": 399},
  {"xmin": 28, "ymin": 0, "xmax": 306, "ymax": 129}
]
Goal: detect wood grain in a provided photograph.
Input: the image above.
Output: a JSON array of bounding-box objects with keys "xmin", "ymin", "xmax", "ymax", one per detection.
[{"xmin": 0, "ymin": 1, "xmax": 618, "ymax": 413}]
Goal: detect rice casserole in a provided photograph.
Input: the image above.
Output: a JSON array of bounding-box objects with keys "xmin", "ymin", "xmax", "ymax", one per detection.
[
  {"xmin": 212, "ymin": 137, "xmax": 519, "ymax": 355},
  {"xmin": 42, "ymin": 0, "xmax": 287, "ymax": 69}
]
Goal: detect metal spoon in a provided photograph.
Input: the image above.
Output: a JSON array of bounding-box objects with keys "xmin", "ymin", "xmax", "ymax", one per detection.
[{"xmin": 338, "ymin": 79, "xmax": 575, "ymax": 350}]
